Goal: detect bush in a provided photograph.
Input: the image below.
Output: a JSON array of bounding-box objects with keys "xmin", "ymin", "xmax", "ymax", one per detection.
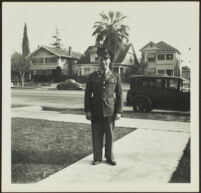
[
  {"xmin": 33, "ymin": 75, "xmax": 53, "ymax": 82},
  {"xmin": 77, "ymin": 76, "xmax": 89, "ymax": 83}
]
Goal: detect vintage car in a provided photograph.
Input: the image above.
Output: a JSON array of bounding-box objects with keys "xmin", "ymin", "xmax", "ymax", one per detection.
[
  {"xmin": 57, "ymin": 79, "xmax": 82, "ymax": 90},
  {"xmin": 126, "ymin": 75, "xmax": 190, "ymax": 112}
]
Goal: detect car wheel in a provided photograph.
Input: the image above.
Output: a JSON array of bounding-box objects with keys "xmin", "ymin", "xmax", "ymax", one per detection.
[
  {"xmin": 133, "ymin": 98, "xmax": 152, "ymax": 112},
  {"xmin": 57, "ymin": 85, "xmax": 62, "ymax": 90}
]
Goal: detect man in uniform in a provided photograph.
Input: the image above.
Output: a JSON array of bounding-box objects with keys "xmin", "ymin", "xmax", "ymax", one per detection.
[{"xmin": 84, "ymin": 47, "xmax": 123, "ymax": 166}]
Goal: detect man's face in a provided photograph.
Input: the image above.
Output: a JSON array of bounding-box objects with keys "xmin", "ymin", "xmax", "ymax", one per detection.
[{"xmin": 98, "ymin": 56, "xmax": 111, "ymax": 71}]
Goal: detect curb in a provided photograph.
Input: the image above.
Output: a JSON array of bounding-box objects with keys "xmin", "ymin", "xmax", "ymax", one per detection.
[{"xmin": 42, "ymin": 106, "xmax": 83, "ymax": 111}]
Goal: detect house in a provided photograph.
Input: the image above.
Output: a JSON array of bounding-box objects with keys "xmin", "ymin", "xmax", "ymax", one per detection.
[
  {"xmin": 28, "ymin": 45, "xmax": 82, "ymax": 81},
  {"xmin": 181, "ymin": 66, "xmax": 190, "ymax": 80},
  {"xmin": 77, "ymin": 43, "xmax": 138, "ymax": 81},
  {"xmin": 139, "ymin": 41, "xmax": 181, "ymax": 76}
]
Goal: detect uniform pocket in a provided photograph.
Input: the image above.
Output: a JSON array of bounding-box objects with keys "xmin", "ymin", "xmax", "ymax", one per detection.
[{"xmin": 108, "ymin": 97, "xmax": 115, "ymax": 104}]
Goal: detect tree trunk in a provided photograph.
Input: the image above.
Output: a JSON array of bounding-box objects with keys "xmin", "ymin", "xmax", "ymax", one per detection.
[{"xmin": 20, "ymin": 72, "xmax": 25, "ymax": 88}]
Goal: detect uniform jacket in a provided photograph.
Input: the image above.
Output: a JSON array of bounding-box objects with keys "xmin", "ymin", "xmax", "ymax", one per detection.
[{"xmin": 84, "ymin": 70, "xmax": 123, "ymax": 119}]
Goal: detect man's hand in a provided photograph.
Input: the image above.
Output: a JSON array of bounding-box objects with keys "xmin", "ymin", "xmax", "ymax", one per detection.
[
  {"xmin": 115, "ymin": 113, "xmax": 121, "ymax": 120},
  {"xmin": 86, "ymin": 112, "xmax": 92, "ymax": 120}
]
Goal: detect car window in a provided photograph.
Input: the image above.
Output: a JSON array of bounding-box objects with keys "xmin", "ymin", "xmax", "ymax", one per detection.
[
  {"xmin": 131, "ymin": 78, "xmax": 162, "ymax": 89},
  {"xmin": 149, "ymin": 78, "xmax": 162, "ymax": 89},
  {"xmin": 149, "ymin": 80, "xmax": 155, "ymax": 87},
  {"xmin": 165, "ymin": 79, "xmax": 179, "ymax": 90},
  {"xmin": 142, "ymin": 80, "xmax": 149, "ymax": 87},
  {"xmin": 135, "ymin": 78, "xmax": 142, "ymax": 88},
  {"xmin": 155, "ymin": 79, "xmax": 162, "ymax": 89}
]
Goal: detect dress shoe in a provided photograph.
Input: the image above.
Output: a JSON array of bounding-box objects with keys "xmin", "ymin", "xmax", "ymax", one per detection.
[
  {"xmin": 106, "ymin": 159, "xmax": 116, "ymax": 166},
  {"xmin": 92, "ymin": 160, "xmax": 101, "ymax": 165}
]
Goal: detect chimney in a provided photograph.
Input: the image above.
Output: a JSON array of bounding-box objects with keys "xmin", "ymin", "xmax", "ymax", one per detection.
[{"xmin": 69, "ymin": 46, "xmax": 72, "ymax": 56}]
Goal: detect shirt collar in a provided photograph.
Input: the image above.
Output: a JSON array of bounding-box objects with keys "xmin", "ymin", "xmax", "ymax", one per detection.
[{"xmin": 99, "ymin": 69, "xmax": 112, "ymax": 75}]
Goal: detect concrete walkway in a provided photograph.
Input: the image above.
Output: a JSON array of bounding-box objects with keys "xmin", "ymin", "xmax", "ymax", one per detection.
[{"xmin": 11, "ymin": 106, "xmax": 190, "ymax": 185}]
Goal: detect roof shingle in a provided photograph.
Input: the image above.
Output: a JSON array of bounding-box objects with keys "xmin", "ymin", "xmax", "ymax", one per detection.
[
  {"xmin": 44, "ymin": 46, "xmax": 82, "ymax": 59},
  {"xmin": 140, "ymin": 41, "xmax": 181, "ymax": 54},
  {"xmin": 156, "ymin": 41, "xmax": 181, "ymax": 54}
]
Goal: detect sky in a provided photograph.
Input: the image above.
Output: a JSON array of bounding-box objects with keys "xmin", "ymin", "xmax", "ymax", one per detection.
[{"xmin": 2, "ymin": 1, "xmax": 199, "ymax": 67}]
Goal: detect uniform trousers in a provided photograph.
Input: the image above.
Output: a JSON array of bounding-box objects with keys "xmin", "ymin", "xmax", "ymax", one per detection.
[{"xmin": 91, "ymin": 116, "xmax": 115, "ymax": 161}]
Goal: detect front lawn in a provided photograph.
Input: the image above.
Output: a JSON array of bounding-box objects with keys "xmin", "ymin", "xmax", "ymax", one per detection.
[
  {"xmin": 12, "ymin": 118, "xmax": 136, "ymax": 183},
  {"xmin": 169, "ymin": 139, "xmax": 190, "ymax": 183}
]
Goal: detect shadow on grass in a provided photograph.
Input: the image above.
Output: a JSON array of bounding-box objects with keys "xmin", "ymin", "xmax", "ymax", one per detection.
[
  {"xmin": 12, "ymin": 118, "xmax": 136, "ymax": 183},
  {"xmin": 12, "ymin": 149, "xmax": 89, "ymax": 165}
]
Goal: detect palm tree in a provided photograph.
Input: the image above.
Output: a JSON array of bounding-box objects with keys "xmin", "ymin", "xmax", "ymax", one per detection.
[{"xmin": 92, "ymin": 11, "xmax": 129, "ymax": 58}]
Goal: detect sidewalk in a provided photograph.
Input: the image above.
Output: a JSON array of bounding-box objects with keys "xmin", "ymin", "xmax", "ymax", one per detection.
[{"xmin": 11, "ymin": 106, "xmax": 190, "ymax": 187}]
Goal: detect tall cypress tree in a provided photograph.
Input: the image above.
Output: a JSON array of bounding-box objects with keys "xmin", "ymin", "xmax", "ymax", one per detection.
[
  {"xmin": 19, "ymin": 23, "xmax": 30, "ymax": 87},
  {"xmin": 22, "ymin": 23, "xmax": 30, "ymax": 56}
]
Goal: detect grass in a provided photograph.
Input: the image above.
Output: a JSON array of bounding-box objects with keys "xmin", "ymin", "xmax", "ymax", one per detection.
[
  {"xmin": 42, "ymin": 107, "xmax": 190, "ymax": 122},
  {"xmin": 169, "ymin": 139, "xmax": 190, "ymax": 183},
  {"xmin": 122, "ymin": 111, "xmax": 190, "ymax": 122},
  {"xmin": 11, "ymin": 118, "xmax": 136, "ymax": 183}
]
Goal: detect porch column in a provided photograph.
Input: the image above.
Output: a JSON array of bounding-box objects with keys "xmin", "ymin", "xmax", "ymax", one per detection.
[{"xmin": 118, "ymin": 66, "xmax": 121, "ymax": 74}]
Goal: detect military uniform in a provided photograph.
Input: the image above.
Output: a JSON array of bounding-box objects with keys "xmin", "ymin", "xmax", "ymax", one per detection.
[{"xmin": 84, "ymin": 69, "xmax": 123, "ymax": 162}]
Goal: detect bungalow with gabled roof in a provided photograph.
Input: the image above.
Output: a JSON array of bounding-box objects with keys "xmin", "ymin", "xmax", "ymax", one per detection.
[
  {"xmin": 28, "ymin": 45, "xmax": 82, "ymax": 81},
  {"xmin": 77, "ymin": 43, "xmax": 138, "ymax": 81}
]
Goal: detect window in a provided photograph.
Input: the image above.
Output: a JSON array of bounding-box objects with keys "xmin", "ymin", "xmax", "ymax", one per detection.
[
  {"xmin": 32, "ymin": 58, "xmax": 43, "ymax": 63},
  {"xmin": 142, "ymin": 80, "xmax": 149, "ymax": 87},
  {"xmin": 166, "ymin": 70, "xmax": 173, "ymax": 76},
  {"xmin": 165, "ymin": 79, "xmax": 179, "ymax": 90},
  {"xmin": 113, "ymin": 68, "xmax": 118, "ymax": 73},
  {"xmin": 148, "ymin": 58, "xmax": 155, "ymax": 62},
  {"xmin": 135, "ymin": 78, "xmax": 162, "ymax": 89},
  {"xmin": 149, "ymin": 80, "xmax": 155, "ymax": 87},
  {"xmin": 148, "ymin": 78, "xmax": 162, "ymax": 88},
  {"xmin": 135, "ymin": 78, "xmax": 142, "ymax": 88},
  {"xmin": 95, "ymin": 56, "xmax": 98, "ymax": 61},
  {"xmin": 147, "ymin": 53, "xmax": 156, "ymax": 62},
  {"xmin": 48, "ymin": 57, "xmax": 57, "ymax": 63},
  {"xmin": 148, "ymin": 68, "xmax": 156, "ymax": 74},
  {"xmin": 166, "ymin": 54, "xmax": 173, "ymax": 60},
  {"xmin": 157, "ymin": 70, "xmax": 165, "ymax": 75},
  {"xmin": 156, "ymin": 79, "xmax": 162, "ymax": 88},
  {"xmin": 84, "ymin": 67, "xmax": 90, "ymax": 75},
  {"xmin": 158, "ymin": 54, "xmax": 165, "ymax": 60}
]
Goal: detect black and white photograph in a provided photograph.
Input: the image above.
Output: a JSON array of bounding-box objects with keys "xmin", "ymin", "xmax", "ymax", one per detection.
[{"xmin": 1, "ymin": 1, "xmax": 200, "ymax": 192}]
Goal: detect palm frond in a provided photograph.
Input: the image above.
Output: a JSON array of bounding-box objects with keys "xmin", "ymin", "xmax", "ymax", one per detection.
[
  {"xmin": 108, "ymin": 11, "xmax": 114, "ymax": 23},
  {"xmin": 115, "ymin": 11, "xmax": 123, "ymax": 19},
  {"xmin": 92, "ymin": 26, "xmax": 104, "ymax": 36},
  {"xmin": 100, "ymin": 11, "xmax": 109, "ymax": 20},
  {"xmin": 119, "ymin": 15, "xmax": 127, "ymax": 21}
]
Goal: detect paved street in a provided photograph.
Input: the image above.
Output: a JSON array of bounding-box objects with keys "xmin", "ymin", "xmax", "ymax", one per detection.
[
  {"xmin": 12, "ymin": 88, "xmax": 190, "ymax": 122},
  {"xmin": 11, "ymin": 89, "xmax": 86, "ymax": 108}
]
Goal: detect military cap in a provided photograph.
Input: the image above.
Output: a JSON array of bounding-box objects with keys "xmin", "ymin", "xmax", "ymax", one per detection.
[{"xmin": 97, "ymin": 47, "xmax": 114, "ymax": 62}]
